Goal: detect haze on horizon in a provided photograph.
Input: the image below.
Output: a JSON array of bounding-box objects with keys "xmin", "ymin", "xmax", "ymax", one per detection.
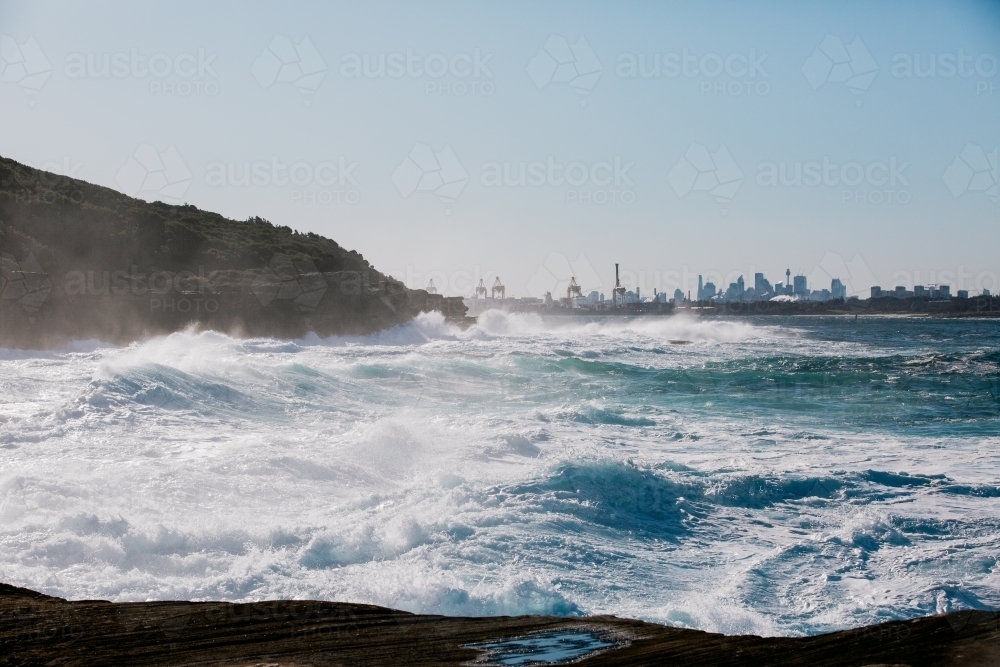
[{"xmin": 1, "ymin": 0, "xmax": 998, "ymax": 298}]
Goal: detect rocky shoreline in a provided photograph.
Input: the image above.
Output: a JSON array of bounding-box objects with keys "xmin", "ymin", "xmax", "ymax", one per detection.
[
  {"xmin": 1, "ymin": 156, "xmax": 466, "ymax": 349},
  {"xmin": 2, "ymin": 584, "xmax": 997, "ymax": 666}
]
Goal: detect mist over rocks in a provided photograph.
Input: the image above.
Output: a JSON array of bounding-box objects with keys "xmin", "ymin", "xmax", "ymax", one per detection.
[{"xmin": 0, "ymin": 155, "xmax": 465, "ymax": 349}]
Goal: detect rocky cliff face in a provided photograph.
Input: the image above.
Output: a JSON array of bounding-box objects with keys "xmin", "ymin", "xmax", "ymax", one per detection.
[{"xmin": 0, "ymin": 156, "xmax": 465, "ymax": 348}]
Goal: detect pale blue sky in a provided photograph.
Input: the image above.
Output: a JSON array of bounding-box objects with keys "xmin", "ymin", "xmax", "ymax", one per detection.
[{"xmin": 2, "ymin": 0, "xmax": 998, "ymax": 297}]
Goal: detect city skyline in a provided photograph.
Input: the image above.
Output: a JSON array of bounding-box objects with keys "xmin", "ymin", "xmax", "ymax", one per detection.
[
  {"xmin": 419, "ymin": 252, "xmax": 993, "ymax": 301},
  {"xmin": 463, "ymin": 259, "xmax": 988, "ymax": 305}
]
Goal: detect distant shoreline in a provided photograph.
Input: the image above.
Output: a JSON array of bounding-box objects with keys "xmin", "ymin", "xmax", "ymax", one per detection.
[
  {"xmin": 520, "ymin": 307, "xmax": 1000, "ymax": 320},
  {"xmin": 471, "ymin": 295, "xmax": 1000, "ymax": 320}
]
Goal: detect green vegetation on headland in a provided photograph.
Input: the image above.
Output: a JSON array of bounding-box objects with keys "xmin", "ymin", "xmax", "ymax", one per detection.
[
  {"xmin": 0, "ymin": 155, "xmax": 465, "ymax": 348},
  {"xmin": 1, "ymin": 583, "xmax": 997, "ymax": 666}
]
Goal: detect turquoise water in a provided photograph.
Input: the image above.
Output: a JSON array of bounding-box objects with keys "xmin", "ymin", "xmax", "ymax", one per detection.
[{"xmin": 0, "ymin": 313, "xmax": 997, "ymax": 636}]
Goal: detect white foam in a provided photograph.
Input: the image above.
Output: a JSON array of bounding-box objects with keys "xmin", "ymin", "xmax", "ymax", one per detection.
[
  {"xmin": 1, "ymin": 316, "xmax": 997, "ymax": 636},
  {"xmin": 467, "ymin": 311, "xmax": 767, "ymax": 344}
]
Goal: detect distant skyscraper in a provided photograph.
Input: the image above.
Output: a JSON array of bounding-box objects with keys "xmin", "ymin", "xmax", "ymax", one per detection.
[
  {"xmin": 793, "ymin": 275, "xmax": 807, "ymax": 295},
  {"xmin": 831, "ymin": 278, "xmax": 846, "ymax": 299},
  {"xmin": 754, "ymin": 272, "xmax": 772, "ymax": 297},
  {"xmin": 698, "ymin": 274, "xmax": 703, "ymax": 300}
]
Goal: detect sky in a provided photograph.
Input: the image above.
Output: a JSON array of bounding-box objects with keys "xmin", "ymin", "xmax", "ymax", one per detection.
[{"xmin": 2, "ymin": 0, "xmax": 999, "ymax": 298}]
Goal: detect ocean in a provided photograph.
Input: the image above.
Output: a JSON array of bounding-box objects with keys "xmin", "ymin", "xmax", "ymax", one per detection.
[{"xmin": 1, "ymin": 313, "xmax": 998, "ymax": 637}]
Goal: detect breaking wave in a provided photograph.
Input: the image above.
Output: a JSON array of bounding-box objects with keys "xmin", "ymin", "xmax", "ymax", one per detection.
[{"xmin": 1, "ymin": 315, "xmax": 998, "ymax": 635}]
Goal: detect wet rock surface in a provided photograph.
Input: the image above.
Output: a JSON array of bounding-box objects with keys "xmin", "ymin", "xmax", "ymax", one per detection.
[{"xmin": 2, "ymin": 584, "xmax": 997, "ymax": 666}]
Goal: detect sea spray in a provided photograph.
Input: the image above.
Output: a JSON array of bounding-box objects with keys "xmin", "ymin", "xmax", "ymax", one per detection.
[{"xmin": 1, "ymin": 315, "xmax": 998, "ymax": 637}]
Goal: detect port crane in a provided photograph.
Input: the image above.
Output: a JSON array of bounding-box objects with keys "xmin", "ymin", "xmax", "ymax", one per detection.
[
  {"xmin": 566, "ymin": 277, "xmax": 583, "ymax": 301},
  {"xmin": 475, "ymin": 279, "xmax": 488, "ymax": 299},
  {"xmin": 491, "ymin": 277, "xmax": 505, "ymax": 300},
  {"xmin": 426, "ymin": 279, "xmax": 437, "ymax": 294}
]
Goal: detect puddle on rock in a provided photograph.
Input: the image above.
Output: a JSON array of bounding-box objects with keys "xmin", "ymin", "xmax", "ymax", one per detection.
[{"xmin": 466, "ymin": 628, "xmax": 623, "ymax": 665}]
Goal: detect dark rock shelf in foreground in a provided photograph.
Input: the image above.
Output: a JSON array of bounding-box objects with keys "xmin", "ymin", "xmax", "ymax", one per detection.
[{"xmin": 2, "ymin": 584, "xmax": 998, "ymax": 666}]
